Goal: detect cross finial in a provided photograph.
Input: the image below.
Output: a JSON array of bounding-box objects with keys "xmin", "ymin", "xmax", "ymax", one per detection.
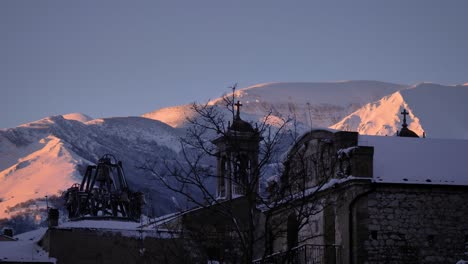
[
  {"xmin": 401, "ymin": 109, "xmax": 409, "ymax": 128},
  {"xmin": 235, "ymin": 101, "xmax": 243, "ymax": 119}
]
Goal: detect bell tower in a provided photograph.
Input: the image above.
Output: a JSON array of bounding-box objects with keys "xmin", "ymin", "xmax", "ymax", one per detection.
[{"xmin": 212, "ymin": 101, "xmax": 262, "ymax": 200}]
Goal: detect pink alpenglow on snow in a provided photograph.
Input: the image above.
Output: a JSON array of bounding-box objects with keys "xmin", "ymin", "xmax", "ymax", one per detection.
[
  {"xmin": 61, "ymin": 113, "xmax": 93, "ymax": 123},
  {"xmin": 334, "ymin": 83, "xmax": 468, "ymax": 140}
]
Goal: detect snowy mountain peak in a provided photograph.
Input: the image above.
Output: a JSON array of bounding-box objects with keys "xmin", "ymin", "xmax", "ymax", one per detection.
[
  {"xmin": 144, "ymin": 80, "xmax": 406, "ymax": 129},
  {"xmin": 331, "ymin": 83, "xmax": 468, "ymax": 139},
  {"xmin": 62, "ymin": 113, "xmax": 93, "ymax": 123},
  {"xmin": 331, "ymin": 92, "xmax": 423, "ymax": 137}
]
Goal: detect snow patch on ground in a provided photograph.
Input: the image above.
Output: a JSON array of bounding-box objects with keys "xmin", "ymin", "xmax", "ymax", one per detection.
[{"xmin": 60, "ymin": 220, "xmax": 142, "ymax": 230}]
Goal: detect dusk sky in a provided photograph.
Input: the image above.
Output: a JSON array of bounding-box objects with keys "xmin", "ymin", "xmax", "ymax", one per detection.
[{"xmin": 2, "ymin": 0, "xmax": 468, "ymax": 129}]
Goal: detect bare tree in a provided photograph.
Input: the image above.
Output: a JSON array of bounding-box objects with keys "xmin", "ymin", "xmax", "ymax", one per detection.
[{"xmin": 140, "ymin": 85, "xmax": 343, "ymax": 263}]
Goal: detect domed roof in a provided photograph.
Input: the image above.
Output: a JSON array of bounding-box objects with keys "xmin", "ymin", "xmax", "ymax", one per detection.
[
  {"xmin": 398, "ymin": 127, "xmax": 419, "ymax": 138},
  {"xmin": 230, "ymin": 116, "xmax": 254, "ymax": 132},
  {"xmin": 397, "ymin": 109, "xmax": 419, "ymax": 138},
  {"xmin": 229, "ymin": 100, "xmax": 255, "ymax": 133}
]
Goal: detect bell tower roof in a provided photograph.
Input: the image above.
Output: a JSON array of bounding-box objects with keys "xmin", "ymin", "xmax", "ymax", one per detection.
[
  {"xmin": 229, "ymin": 101, "xmax": 254, "ymax": 133},
  {"xmin": 212, "ymin": 100, "xmax": 262, "ymax": 200}
]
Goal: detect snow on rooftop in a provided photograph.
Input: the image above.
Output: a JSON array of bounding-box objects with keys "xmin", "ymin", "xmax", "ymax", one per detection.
[
  {"xmin": 60, "ymin": 220, "xmax": 142, "ymax": 230},
  {"xmin": 359, "ymin": 135, "xmax": 468, "ymax": 186},
  {"xmin": 0, "ymin": 228, "xmax": 56, "ymax": 263},
  {"xmin": 57, "ymin": 219, "xmax": 178, "ymax": 239}
]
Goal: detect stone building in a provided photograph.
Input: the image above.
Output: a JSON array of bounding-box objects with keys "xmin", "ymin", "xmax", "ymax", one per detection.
[
  {"xmin": 262, "ymin": 110, "xmax": 468, "ymax": 264},
  {"xmin": 28, "ymin": 107, "xmax": 468, "ymax": 263},
  {"xmin": 163, "ymin": 106, "xmax": 468, "ymax": 263}
]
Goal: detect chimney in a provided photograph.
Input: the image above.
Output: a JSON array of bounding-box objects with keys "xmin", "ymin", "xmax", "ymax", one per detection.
[
  {"xmin": 350, "ymin": 146, "xmax": 374, "ymax": 178},
  {"xmin": 48, "ymin": 208, "xmax": 59, "ymax": 227}
]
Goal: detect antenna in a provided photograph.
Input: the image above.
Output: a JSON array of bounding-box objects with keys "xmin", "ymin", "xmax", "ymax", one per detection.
[{"xmin": 307, "ymin": 102, "xmax": 313, "ymax": 129}]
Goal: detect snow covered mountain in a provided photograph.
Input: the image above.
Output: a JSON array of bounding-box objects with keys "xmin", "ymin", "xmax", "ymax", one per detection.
[
  {"xmin": 2, "ymin": 80, "xmax": 468, "ymax": 228},
  {"xmin": 0, "ymin": 114, "xmax": 185, "ymax": 220},
  {"xmin": 143, "ymin": 81, "xmax": 407, "ymax": 129},
  {"xmin": 331, "ymin": 83, "xmax": 468, "ymax": 139}
]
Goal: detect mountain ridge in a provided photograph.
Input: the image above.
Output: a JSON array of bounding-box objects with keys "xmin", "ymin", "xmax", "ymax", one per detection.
[
  {"xmin": 143, "ymin": 80, "xmax": 407, "ymax": 129},
  {"xmin": 2, "ymin": 80, "xmax": 468, "ymax": 229},
  {"xmin": 0, "ymin": 115, "xmax": 185, "ymax": 220}
]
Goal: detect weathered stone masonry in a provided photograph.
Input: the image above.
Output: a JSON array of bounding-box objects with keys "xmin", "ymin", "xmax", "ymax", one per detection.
[
  {"xmin": 41, "ymin": 228, "xmax": 186, "ymax": 264},
  {"xmin": 355, "ymin": 184, "xmax": 468, "ymax": 264}
]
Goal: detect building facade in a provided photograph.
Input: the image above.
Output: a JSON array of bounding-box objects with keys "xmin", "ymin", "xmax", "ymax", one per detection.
[{"xmin": 265, "ymin": 122, "xmax": 468, "ymax": 264}]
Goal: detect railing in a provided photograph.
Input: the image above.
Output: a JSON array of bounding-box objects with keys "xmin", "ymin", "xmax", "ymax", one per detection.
[{"xmin": 253, "ymin": 244, "xmax": 342, "ymax": 264}]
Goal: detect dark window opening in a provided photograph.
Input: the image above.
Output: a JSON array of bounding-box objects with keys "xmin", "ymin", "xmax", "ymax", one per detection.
[{"xmin": 287, "ymin": 213, "xmax": 299, "ymax": 249}]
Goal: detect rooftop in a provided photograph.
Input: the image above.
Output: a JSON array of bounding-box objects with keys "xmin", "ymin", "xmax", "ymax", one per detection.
[{"xmin": 359, "ymin": 135, "xmax": 468, "ymax": 186}]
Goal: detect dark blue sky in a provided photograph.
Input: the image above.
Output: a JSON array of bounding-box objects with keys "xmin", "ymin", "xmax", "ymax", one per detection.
[{"xmin": 2, "ymin": 0, "xmax": 468, "ymax": 128}]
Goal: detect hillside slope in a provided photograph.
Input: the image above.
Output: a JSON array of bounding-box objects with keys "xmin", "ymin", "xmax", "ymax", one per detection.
[{"xmin": 0, "ymin": 114, "xmax": 185, "ymax": 219}]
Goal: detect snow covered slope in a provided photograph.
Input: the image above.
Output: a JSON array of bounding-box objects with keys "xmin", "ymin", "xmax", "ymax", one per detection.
[
  {"xmin": 143, "ymin": 81, "xmax": 406, "ymax": 129},
  {"xmin": 3, "ymin": 80, "xmax": 468, "ymax": 226},
  {"xmin": 142, "ymin": 104, "xmax": 197, "ymax": 128},
  {"xmin": 0, "ymin": 115, "xmax": 185, "ymax": 219},
  {"xmin": 0, "ymin": 135, "xmax": 84, "ymax": 218},
  {"xmin": 331, "ymin": 83, "xmax": 468, "ymax": 139}
]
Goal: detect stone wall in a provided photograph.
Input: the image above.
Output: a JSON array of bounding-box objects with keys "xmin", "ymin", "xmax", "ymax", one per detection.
[
  {"xmin": 358, "ymin": 185, "xmax": 468, "ymax": 264},
  {"xmin": 41, "ymin": 228, "xmax": 187, "ymax": 264}
]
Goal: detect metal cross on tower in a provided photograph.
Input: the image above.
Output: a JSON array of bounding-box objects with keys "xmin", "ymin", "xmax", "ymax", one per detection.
[
  {"xmin": 401, "ymin": 109, "xmax": 409, "ymax": 128},
  {"xmin": 235, "ymin": 101, "xmax": 243, "ymax": 118}
]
